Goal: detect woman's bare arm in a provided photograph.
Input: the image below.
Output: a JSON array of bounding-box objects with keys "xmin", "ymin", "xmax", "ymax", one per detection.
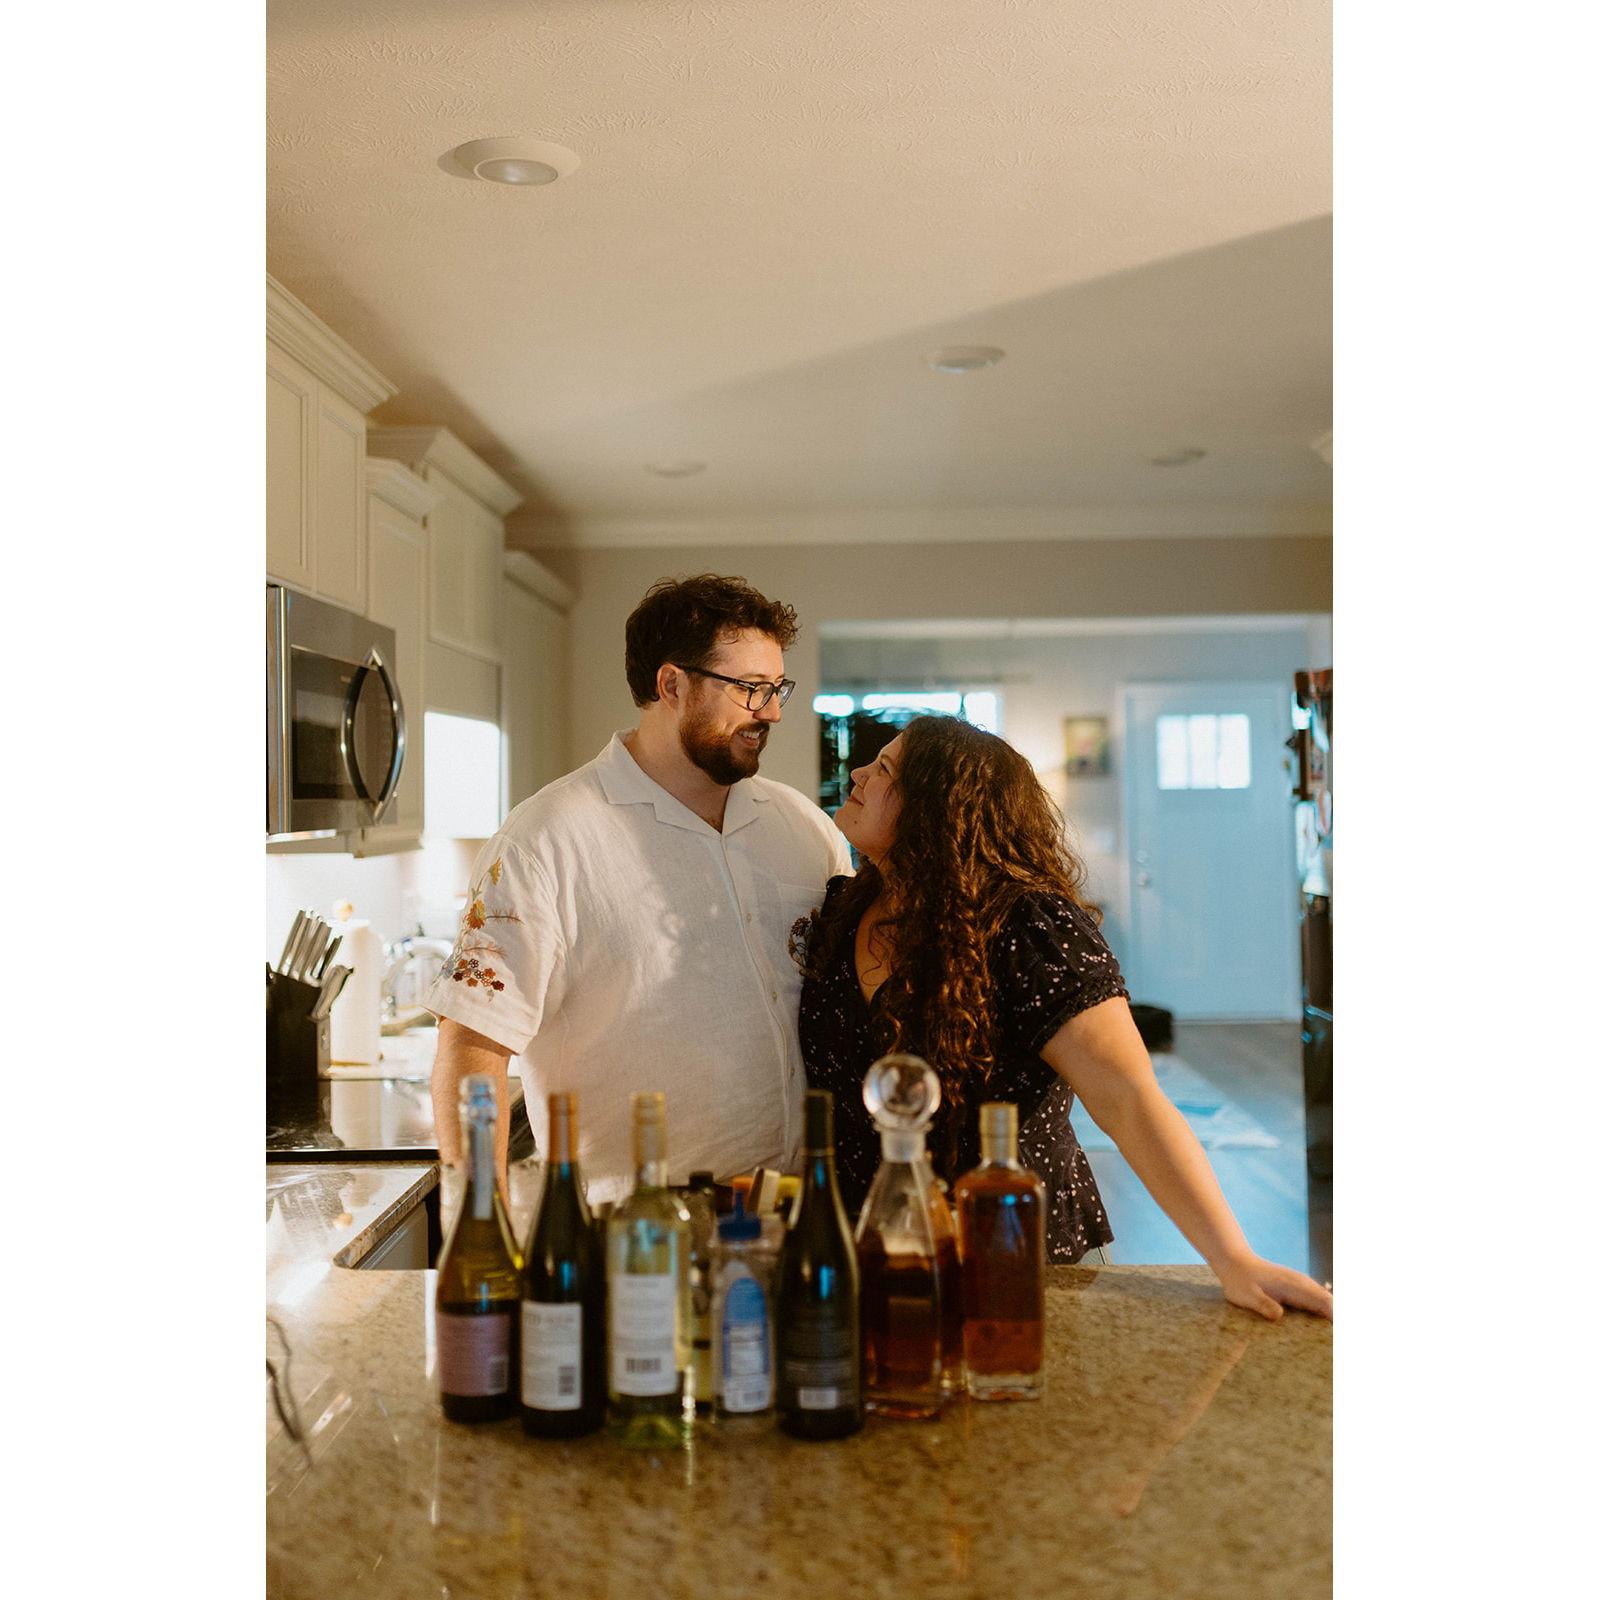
[{"xmin": 1041, "ymin": 997, "xmax": 1332, "ymax": 1321}]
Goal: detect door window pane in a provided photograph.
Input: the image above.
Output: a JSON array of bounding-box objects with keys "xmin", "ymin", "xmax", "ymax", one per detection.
[
  {"xmin": 1156, "ymin": 712, "xmax": 1252, "ymax": 790},
  {"xmin": 1187, "ymin": 715, "xmax": 1219, "ymax": 789},
  {"xmin": 1157, "ymin": 715, "xmax": 1190, "ymax": 789},
  {"xmin": 1216, "ymin": 714, "xmax": 1251, "ymax": 789}
]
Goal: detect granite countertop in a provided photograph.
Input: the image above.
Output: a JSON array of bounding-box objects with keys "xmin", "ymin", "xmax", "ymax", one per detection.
[{"xmin": 266, "ymin": 1165, "xmax": 1331, "ymax": 1600}]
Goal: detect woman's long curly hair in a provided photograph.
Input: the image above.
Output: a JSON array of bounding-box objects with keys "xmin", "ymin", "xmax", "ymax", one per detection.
[{"xmin": 807, "ymin": 715, "xmax": 1096, "ymax": 1159}]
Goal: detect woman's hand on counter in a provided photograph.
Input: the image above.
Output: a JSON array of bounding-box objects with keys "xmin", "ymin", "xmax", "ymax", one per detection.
[{"xmin": 1213, "ymin": 1251, "xmax": 1333, "ymax": 1322}]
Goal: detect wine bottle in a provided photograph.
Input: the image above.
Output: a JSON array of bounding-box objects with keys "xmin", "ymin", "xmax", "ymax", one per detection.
[
  {"xmin": 682, "ymin": 1170, "xmax": 718, "ymax": 1415},
  {"xmin": 435, "ymin": 1074, "xmax": 522, "ymax": 1422},
  {"xmin": 606, "ymin": 1092, "xmax": 693, "ymax": 1447},
  {"xmin": 519, "ymin": 1092, "xmax": 607, "ymax": 1437},
  {"xmin": 953, "ymin": 1101, "xmax": 1046, "ymax": 1401},
  {"xmin": 776, "ymin": 1089, "xmax": 863, "ymax": 1440}
]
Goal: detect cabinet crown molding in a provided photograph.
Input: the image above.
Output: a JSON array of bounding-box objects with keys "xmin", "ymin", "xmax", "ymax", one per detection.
[
  {"xmin": 267, "ymin": 275, "xmax": 397, "ymax": 414},
  {"xmin": 503, "ymin": 550, "xmax": 576, "ymax": 611},
  {"xmin": 365, "ymin": 457, "xmax": 442, "ymax": 521},
  {"xmin": 367, "ymin": 426, "xmax": 522, "ymax": 518}
]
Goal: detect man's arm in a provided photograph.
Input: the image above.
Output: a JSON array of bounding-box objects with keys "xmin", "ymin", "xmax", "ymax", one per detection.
[{"xmin": 431, "ymin": 1017, "xmax": 515, "ymax": 1186}]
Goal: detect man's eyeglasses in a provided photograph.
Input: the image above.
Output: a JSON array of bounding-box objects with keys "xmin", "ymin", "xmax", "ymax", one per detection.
[{"xmin": 675, "ymin": 665, "xmax": 797, "ymax": 712}]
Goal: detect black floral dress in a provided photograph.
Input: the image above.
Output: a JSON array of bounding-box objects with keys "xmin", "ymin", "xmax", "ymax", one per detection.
[{"xmin": 795, "ymin": 875, "xmax": 1127, "ymax": 1263}]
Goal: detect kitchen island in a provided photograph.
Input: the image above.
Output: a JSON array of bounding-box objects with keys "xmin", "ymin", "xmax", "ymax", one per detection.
[{"xmin": 266, "ymin": 1164, "xmax": 1331, "ymax": 1600}]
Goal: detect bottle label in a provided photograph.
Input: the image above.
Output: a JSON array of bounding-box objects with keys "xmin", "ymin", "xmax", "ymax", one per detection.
[
  {"xmin": 437, "ymin": 1308, "xmax": 512, "ymax": 1397},
  {"xmin": 782, "ymin": 1307, "xmax": 858, "ymax": 1411},
  {"xmin": 718, "ymin": 1272, "xmax": 772, "ymax": 1413},
  {"xmin": 521, "ymin": 1301, "xmax": 582, "ymax": 1411},
  {"xmin": 610, "ymin": 1273, "xmax": 679, "ymax": 1396}
]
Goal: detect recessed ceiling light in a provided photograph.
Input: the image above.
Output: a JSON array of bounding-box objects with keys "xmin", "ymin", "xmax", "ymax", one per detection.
[
  {"xmin": 444, "ymin": 138, "xmax": 580, "ymax": 186},
  {"xmin": 926, "ymin": 345, "xmax": 1006, "ymax": 374},
  {"xmin": 1149, "ymin": 448, "xmax": 1208, "ymax": 467},
  {"xmin": 646, "ymin": 461, "xmax": 707, "ymax": 478}
]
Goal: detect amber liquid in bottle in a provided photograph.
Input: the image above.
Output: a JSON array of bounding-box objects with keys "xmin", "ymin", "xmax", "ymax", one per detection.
[
  {"xmin": 856, "ymin": 1230, "xmax": 943, "ymax": 1418},
  {"xmin": 925, "ymin": 1180, "xmax": 964, "ymax": 1396},
  {"xmin": 953, "ymin": 1102, "xmax": 1045, "ymax": 1401}
]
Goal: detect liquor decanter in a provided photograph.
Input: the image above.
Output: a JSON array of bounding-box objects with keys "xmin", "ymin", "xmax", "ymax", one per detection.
[{"xmin": 856, "ymin": 1053, "xmax": 951, "ymax": 1419}]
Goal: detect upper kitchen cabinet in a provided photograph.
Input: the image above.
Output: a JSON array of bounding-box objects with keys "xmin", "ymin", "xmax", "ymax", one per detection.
[
  {"xmin": 501, "ymin": 553, "xmax": 575, "ymax": 811},
  {"xmin": 265, "ymin": 276, "xmax": 397, "ymax": 610},
  {"xmin": 354, "ymin": 458, "xmax": 442, "ymax": 856},
  {"xmin": 365, "ymin": 427, "xmax": 522, "ymax": 666}
]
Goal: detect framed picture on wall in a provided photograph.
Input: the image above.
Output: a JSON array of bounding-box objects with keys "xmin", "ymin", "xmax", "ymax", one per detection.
[{"xmin": 1064, "ymin": 715, "xmax": 1111, "ymax": 777}]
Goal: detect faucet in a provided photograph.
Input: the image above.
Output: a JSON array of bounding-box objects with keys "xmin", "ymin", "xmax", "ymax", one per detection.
[{"xmin": 381, "ymin": 936, "xmax": 455, "ymax": 1021}]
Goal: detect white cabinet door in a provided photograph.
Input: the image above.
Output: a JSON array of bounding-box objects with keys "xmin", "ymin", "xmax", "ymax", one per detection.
[
  {"xmin": 462, "ymin": 493, "xmax": 506, "ymax": 660},
  {"xmin": 266, "ymin": 343, "xmax": 315, "ymax": 589},
  {"xmin": 425, "ymin": 470, "xmax": 503, "ymax": 662},
  {"xmin": 313, "ymin": 387, "xmax": 367, "ymax": 611},
  {"xmin": 425, "ymin": 473, "xmax": 474, "ymax": 653},
  {"xmin": 500, "ymin": 576, "xmax": 571, "ymax": 810},
  {"xmin": 361, "ymin": 495, "xmax": 428, "ymax": 846}
]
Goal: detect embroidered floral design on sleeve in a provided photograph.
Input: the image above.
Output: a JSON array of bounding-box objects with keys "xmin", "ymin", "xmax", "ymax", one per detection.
[
  {"xmin": 788, "ymin": 908, "xmax": 819, "ymax": 970},
  {"xmin": 445, "ymin": 857, "xmax": 521, "ymax": 996}
]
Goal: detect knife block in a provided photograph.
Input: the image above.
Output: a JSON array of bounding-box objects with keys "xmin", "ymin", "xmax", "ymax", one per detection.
[{"xmin": 267, "ymin": 975, "xmax": 330, "ymax": 1115}]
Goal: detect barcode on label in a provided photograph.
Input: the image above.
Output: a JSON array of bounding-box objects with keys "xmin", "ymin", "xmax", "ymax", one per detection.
[
  {"xmin": 487, "ymin": 1356, "xmax": 508, "ymax": 1389},
  {"xmin": 626, "ymin": 1357, "xmax": 663, "ymax": 1375},
  {"xmin": 557, "ymin": 1368, "xmax": 577, "ymax": 1397},
  {"xmin": 798, "ymin": 1386, "xmax": 840, "ymax": 1409}
]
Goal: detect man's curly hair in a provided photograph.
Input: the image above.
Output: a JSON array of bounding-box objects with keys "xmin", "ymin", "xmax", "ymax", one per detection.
[{"xmin": 806, "ymin": 715, "xmax": 1096, "ymax": 1164}]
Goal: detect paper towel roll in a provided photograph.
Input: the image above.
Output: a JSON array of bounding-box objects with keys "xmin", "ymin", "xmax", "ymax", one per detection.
[{"xmin": 329, "ymin": 914, "xmax": 384, "ymax": 1066}]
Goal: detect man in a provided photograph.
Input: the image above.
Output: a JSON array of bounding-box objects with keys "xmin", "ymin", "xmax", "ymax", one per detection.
[{"xmin": 424, "ymin": 574, "xmax": 854, "ymax": 1199}]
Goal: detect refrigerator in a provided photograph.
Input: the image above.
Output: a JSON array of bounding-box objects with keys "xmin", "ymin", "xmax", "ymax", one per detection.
[{"xmin": 1290, "ymin": 670, "xmax": 1332, "ymax": 1203}]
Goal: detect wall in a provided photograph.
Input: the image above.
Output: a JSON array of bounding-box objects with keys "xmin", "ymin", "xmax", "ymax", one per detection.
[
  {"xmin": 535, "ymin": 536, "xmax": 1333, "ymax": 796},
  {"xmin": 820, "ymin": 620, "xmax": 1329, "ymax": 960}
]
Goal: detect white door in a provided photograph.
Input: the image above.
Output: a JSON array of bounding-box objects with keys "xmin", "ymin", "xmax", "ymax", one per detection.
[{"xmin": 1122, "ymin": 682, "xmax": 1298, "ymax": 1020}]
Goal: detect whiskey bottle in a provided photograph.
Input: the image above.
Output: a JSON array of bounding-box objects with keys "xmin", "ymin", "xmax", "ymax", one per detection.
[{"xmin": 953, "ymin": 1101, "xmax": 1046, "ymax": 1401}]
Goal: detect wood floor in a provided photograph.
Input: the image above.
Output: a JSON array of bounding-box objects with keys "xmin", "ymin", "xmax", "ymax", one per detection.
[{"xmin": 1085, "ymin": 1020, "xmax": 1333, "ymax": 1283}]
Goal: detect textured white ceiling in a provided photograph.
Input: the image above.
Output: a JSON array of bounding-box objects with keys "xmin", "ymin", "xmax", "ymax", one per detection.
[{"xmin": 267, "ymin": 0, "xmax": 1331, "ymax": 546}]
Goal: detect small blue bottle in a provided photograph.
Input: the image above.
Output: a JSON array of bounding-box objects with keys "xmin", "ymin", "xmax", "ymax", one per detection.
[{"xmin": 711, "ymin": 1195, "xmax": 778, "ymax": 1420}]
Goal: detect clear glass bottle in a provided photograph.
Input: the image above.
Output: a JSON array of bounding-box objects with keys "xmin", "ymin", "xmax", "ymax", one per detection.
[
  {"xmin": 606, "ymin": 1092, "xmax": 693, "ymax": 1447},
  {"xmin": 953, "ymin": 1101, "xmax": 1046, "ymax": 1401},
  {"xmin": 518, "ymin": 1092, "xmax": 606, "ymax": 1437},
  {"xmin": 856, "ymin": 1054, "xmax": 949, "ymax": 1419},
  {"xmin": 435, "ymin": 1074, "xmax": 522, "ymax": 1423},
  {"xmin": 711, "ymin": 1194, "xmax": 779, "ymax": 1421},
  {"xmin": 682, "ymin": 1170, "xmax": 718, "ymax": 1416},
  {"xmin": 776, "ymin": 1090, "xmax": 864, "ymax": 1440}
]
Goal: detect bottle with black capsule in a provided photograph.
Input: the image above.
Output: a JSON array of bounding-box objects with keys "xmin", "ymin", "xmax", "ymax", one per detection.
[
  {"xmin": 776, "ymin": 1089, "xmax": 863, "ymax": 1440},
  {"xmin": 519, "ymin": 1092, "xmax": 607, "ymax": 1437}
]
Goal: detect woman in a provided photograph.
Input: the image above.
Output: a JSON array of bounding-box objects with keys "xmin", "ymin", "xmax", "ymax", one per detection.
[{"xmin": 797, "ymin": 715, "xmax": 1331, "ymax": 1322}]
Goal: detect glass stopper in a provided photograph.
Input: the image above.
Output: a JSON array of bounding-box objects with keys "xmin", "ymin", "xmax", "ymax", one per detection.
[{"xmin": 862, "ymin": 1053, "xmax": 941, "ymax": 1133}]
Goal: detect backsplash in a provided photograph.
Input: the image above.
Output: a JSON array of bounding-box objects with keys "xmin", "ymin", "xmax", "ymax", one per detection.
[{"xmin": 266, "ymin": 836, "xmax": 484, "ymax": 962}]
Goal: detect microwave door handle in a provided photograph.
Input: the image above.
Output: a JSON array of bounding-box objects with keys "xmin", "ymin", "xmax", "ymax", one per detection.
[{"xmin": 363, "ymin": 649, "xmax": 406, "ymax": 823}]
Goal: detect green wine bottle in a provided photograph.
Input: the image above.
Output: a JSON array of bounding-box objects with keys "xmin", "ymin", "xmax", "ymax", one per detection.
[
  {"xmin": 606, "ymin": 1092, "xmax": 693, "ymax": 1447},
  {"xmin": 519, "ymin": 1092, "xmax": 607, "ymax": 1437},
  {"xmin": 776, "ymin": 1090, "xmax": 864, "ymax": 1440},
  {"xmin": 435, "ymin": 1075, "xmax": 521, "ymax": 1423}
]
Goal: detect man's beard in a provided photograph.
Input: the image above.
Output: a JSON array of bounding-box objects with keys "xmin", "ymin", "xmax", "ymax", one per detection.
[{"xmin": 679, "ymin": 703, "xmax": 767, "ymax": 785}]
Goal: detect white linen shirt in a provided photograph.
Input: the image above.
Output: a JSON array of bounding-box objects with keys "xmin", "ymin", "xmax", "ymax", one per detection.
[{"xmin": 423, "ymin": 732, "xmax": 854, "ymax": 1203}]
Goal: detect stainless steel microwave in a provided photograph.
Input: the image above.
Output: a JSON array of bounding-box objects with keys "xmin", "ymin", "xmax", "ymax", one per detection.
[{"xmin": 267, "ymin": 584, "xmax": 406, "ymax": 839}]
